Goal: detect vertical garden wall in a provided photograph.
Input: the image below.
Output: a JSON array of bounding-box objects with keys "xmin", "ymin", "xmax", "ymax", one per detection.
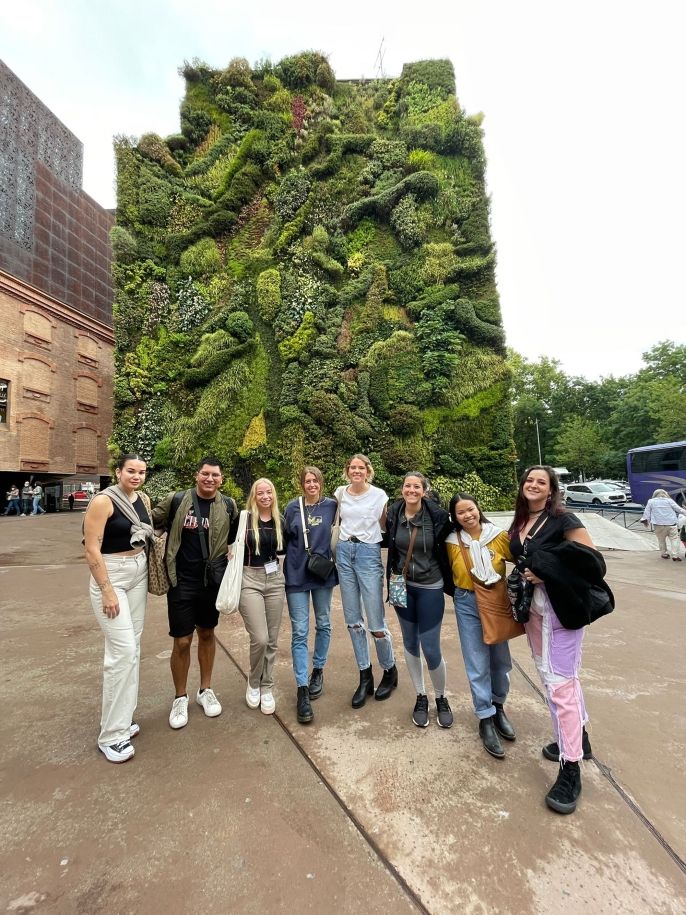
[{"xmin": 112, "ymin": 52, "xmax": 515, "ymax": 504}]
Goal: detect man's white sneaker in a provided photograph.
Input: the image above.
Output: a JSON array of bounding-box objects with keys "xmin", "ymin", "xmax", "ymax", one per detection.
[
  {"xmin": 246, "ymin": 684, "xmax": 261, "ymax": 709},
  {"xmin": 169, "ymin": 695, "xmax": 189, "ymax": 729},
  {"xmin": 196, "ymin": 688, "xmax": 222, "ymax": 717},
  {"xmin": 99, "ymin": 741, "xmax": 135, "ymax": 763},
  {"xmin": 260, "ymin": 691, "xmax": 276, "ymax": 715},
  {"xmin": 129, "ymin": 722, "xmax": 140, "ymax": 738}
]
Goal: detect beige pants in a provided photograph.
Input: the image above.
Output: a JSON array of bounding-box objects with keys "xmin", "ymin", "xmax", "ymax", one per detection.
[
  {"xmin": 239, "ymin": 566, "xmax": 285, "ymax": 691},
  {"xmin": 654, "ymin": 524, "xmax": 681, "ymax": 558}
]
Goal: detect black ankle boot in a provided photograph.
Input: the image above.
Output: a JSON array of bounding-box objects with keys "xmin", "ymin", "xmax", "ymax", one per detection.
[
  {"xmin": 545, "ymin": 761, "xmax": 582, "ymax": 814},
  {"xmin": 297, "ymin": 685, "xmax": 313, "ymax": 723},
  {"xmin": 375, "ymin": 664, "xmax": 398, "ymax": 701},
  {"xmin": 542, "ymin": 726, "xmax": 592, "ymax": 762},
  {"xmin": 352, "ymin": 666, "xmax": 374, "ymax": 708},
  {"xmin": 479, "ymin": 716, "xmax": 505, "ymax": 758},
  {"xmin": 493, "ymin": 703, "xmax": 516, "ymax": 741},
  {"xmin": 308, "ymin": 667, "xmax": 324, "ymax": 700}
]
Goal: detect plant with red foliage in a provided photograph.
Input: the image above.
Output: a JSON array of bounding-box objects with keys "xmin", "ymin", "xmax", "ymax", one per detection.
[{"xmin": 292, "ymin": 95, "xmax": 306, "ymax": 133}]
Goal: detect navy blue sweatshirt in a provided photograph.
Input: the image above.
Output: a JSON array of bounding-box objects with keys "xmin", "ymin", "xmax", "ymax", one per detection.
[{"xmin": 283, "ymin": 497, "xmax": 338, "ymax": 592}]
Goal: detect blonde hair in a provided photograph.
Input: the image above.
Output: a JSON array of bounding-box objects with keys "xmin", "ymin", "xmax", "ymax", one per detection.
[
  {"xmin": 245, "ymin": 478, "xmax": 283, "ymax": 555},
  {"xmin": 652, "ymin": 488, "xmax": 669, "ymax": 499},
  {"xmin": 343, "ymin": 453, "xmax": 374, "ymax": 482}
]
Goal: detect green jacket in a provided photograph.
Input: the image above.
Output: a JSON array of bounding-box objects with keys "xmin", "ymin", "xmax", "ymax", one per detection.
[{"xmin": 152, "ymin": 489, "xmax": 237, "ymax": 587}]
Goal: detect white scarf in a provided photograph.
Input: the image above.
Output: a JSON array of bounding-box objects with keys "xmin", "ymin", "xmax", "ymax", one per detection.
[{"xmin": 459, "ymin": 522, "xmax": 502, "ymax": 586}]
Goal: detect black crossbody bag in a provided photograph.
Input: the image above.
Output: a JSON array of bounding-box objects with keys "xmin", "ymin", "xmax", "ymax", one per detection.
[{"xmin": 299, "ymin": 497, "xmax": 336, "ymax": 581}]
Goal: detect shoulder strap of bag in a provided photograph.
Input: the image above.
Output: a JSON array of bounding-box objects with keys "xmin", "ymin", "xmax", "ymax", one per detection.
[
  {"xmin": 191, "ymin": 490, "xmax": 209, "ymax": 562},
  {"xmin": 523, "ymin": 511, "xmax": 549, "ymax": 555},
  {"xmin": 457, "ymin": 537, "xmax": 476, "ymax": 583},
  {"xmin": 401, "ymin": 524, "xmax": 419, "ymax": 576},
  {"xmin": 298, "ymin": 497, "xmax": 310, "ymax": 552}
]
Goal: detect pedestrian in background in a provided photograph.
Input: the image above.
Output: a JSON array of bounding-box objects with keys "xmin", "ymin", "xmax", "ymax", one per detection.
[
  {"xmin": 21, "ymin": 481, "xmax": 32, "ymax": 516},
  {"xmin": 641, "ymin": 488, "xmax": 686, "ymax": 561},
  {"xmin": 3, "ymin": 485, "xmax": 21, "ymax": 516},
  {"xmin": 31, "ymin": 482, "xmax": 45, "ymax": 515}
]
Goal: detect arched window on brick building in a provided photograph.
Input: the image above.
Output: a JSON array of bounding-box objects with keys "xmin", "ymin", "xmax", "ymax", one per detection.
[
  {"xmin": 76, "ymin": 334, "xmax": 99, "ymax": 368},
  {"xmin": 18, "ymin": 414, "xmax": 52, "ymax": 469},
  {"xmin": 74, "ymin": 426, "xmax": 99, "ymax": 473},
  {"xmin": 23, "ymin": 310, "xmax": 53, "ymax": 349},
  {"xmin": 22, "ymin": 356, "xmax": 52, "ymax": 403},
  {"xmin": 75, "ymin": 374, "xmax": 98, "ymax": 413}
]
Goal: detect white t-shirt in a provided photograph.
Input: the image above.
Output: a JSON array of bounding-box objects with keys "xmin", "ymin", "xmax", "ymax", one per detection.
[{"xmin": 335, "ymin": 484, "xmax": 387, "ymax": 543}]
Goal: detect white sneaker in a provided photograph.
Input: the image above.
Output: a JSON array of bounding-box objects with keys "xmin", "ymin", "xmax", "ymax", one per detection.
[
  {"xmin": 260, "ymin": 691, "xmax": 276, "ymax": 715},
  {"xmin": 169, "ymin": 695, "xmax": 189, "ymax": 729},
  {"xmin": 245, "ymin": 684, "xmax": 261, "ymax": 709},
  {"xmin": 99, "ymin": 741, "xmax": 135, "ymax": 763},
  {"xmin": 129, "ymin": 722, "xmax": 140, "ymax": 738},
  {"xmin": 196, "ymin": 688, "xmax": 222, "ymax": 717}
]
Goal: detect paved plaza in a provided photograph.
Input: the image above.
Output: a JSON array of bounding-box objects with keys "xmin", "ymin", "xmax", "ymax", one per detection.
[{"xmin": 1, "ymin": 514, "xmax": 685, "ymax": 913}]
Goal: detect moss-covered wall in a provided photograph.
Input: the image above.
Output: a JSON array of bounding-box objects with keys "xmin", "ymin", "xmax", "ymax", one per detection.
[{"xmin": 112, "ymin": 52, "xmax": 515, "ymax": 505}]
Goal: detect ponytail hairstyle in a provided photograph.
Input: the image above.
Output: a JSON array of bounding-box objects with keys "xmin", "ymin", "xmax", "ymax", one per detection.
[{"xmin": 245, "ymin": 478, "xmax": 283, "ymax": 555}]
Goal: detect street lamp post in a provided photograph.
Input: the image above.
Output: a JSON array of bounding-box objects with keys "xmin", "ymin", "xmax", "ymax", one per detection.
[{"xmin": 535, "ymin": 417, "xmax": 542, "ymax": 465}]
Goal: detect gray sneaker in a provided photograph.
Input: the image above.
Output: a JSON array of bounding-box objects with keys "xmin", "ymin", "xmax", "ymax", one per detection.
[
  {"xmin": 412, "ymin": 694, "xmax": 429, "ymax": 728},
  {"xmin": 436, "ymin": 696, "xmax": 453, "ymax": 729}
]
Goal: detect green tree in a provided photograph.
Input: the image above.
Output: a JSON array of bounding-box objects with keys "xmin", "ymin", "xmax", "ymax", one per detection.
[{"xmin": 553, "ymin": 416, "xmax": 608, "ymax": 479}]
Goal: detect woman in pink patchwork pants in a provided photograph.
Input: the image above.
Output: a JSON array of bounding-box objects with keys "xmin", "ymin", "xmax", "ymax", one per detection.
[{"xmin": 509, "ymin": 465, "xmax": 596, "ymax": 815}]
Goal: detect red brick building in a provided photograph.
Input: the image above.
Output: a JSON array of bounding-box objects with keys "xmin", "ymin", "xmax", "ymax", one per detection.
[{"xmin": 0, "ymin": 60, "xmax": 114, "ymax": 507}]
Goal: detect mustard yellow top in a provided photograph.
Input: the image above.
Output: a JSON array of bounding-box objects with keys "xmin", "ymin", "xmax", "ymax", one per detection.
[{"xmin": 445, "ymin": 529, "xmax": 513, "ymax": 591}]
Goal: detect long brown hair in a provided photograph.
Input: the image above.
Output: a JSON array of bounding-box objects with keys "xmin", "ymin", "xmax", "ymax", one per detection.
[{"xmin": 509, "ymin": 465, "xmax": 565, "ymax": 536}]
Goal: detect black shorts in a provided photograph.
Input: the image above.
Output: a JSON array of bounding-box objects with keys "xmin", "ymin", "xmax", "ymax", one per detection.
[{"xmin": 167, "ymin": 576, "xmax": 220, "ymax": 638}]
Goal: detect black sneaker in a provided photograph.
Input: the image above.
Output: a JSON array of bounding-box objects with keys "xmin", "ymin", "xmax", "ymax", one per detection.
[
  {"xmin": 296, "ymin": 685, "xmax": 314, "ymax": 724},
  {"xmin": 435, "ymin": 696, "xmax": 453, "ymax": 729},
  {"xmin": 545, "ymin": 761, "xmax": 582, "ymax": 814},
  {"xmin": 542, "ymin": 727, "xmax": 592, "ymax": 762},
  {"xmin": 412, "ymin": 694, "xmax": 429, "ymax": 728},
  {"xmin": 308, "ymin": 667, "xmax": 324, "ymax": 700},
  {"xmin": 99, "ymin": 741, "xmax": 135, "ymax": 763}
]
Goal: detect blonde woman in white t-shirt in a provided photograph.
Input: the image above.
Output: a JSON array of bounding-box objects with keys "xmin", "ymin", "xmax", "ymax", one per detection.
[{"xmin": 334, "ymin": 453, "xmax": 398, "ymax": 708}]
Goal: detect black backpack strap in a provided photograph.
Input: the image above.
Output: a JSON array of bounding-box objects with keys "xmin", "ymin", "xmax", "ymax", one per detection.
[{"xmin": 166, "ymin": 490, "xmax": 186, "ymax": 533}]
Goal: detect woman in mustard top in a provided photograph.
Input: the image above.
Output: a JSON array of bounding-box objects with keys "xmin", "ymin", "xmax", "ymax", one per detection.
[{"xmin": 445, "ymin": 492, "xmax": 516, "ymax": 759}]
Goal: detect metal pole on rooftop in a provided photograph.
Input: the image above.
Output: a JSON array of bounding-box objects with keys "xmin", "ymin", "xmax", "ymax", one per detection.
[{"xmin": 535, "ymin": 417, "xmax": 542, "ymax": 464}]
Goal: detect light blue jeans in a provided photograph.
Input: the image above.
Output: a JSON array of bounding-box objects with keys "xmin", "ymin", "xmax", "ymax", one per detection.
[
  {"xmin": 454, "ymin": 587, "xmax": 511, "ymax": 719},
  {"xmin": 336, "ymin": 540, "xmax": 395, "ymax": 671},
  {"xmin": 31, "ymin": 497, "xmax": 45, "ymax": 515},
  {"xmin": 286, "ymin": 588, "xmax": 333, "ymax": 687}
]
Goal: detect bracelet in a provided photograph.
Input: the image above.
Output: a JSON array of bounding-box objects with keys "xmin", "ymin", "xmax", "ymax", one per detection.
[{"xmin": 98, "ymin": 580, "xmax": 112, "ymax": 592}]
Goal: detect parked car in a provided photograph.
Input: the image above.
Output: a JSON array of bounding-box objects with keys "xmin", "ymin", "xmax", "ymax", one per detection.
[
  {"xmin": 601, "ymin": 480, "xmax": 632, "ymax": 496},
  {"xmin": 62, "ymin": 490, "xmax": 91, "ymax": 507},
  {"xmin": 565, "ymin": 482, "xmax": 627, "ymax": 506}
]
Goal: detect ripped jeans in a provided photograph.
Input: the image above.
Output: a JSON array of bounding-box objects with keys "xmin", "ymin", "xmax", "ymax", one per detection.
[
  {"xmin": 336, "ymin": 539, "xmax": 395, "ymax": 671},
  {"xmin": 525, "ymin": 585, "xmax": 588, "ymax": 763}
]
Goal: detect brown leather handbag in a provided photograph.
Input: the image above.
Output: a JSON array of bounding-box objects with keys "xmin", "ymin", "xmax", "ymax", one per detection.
[{"xmin": 458, "ymin": 539, "xmax": 525, "ymax": 645}]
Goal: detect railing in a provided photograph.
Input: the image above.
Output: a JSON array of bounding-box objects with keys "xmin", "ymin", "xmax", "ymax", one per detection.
[{"xmin": 570, "ymin": 504, "xmax": 646, "ymax": 531}]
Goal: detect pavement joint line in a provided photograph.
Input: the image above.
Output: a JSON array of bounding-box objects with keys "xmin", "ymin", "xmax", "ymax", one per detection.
[
  {"xmin": 512, "ymin": 658, "xmax": 686, "ymax": 876},
  {"xmin": 215, "ymin": 635, "xmax": 430, "ymax": 915}
]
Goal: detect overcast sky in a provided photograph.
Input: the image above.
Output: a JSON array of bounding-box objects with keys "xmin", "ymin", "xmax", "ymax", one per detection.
[{"xmin": 2, "ymin": 0, "xmax": 684, "ymax": 380}]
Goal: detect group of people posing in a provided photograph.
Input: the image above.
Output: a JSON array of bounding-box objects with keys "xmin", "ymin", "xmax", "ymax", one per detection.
[
  {"xmin": 84, "ymin": 452, "xmax": 605, "ymax": 816},
  {"xmin": 3, "ymin": 481, "xmax": 45, "ymax": 516}
]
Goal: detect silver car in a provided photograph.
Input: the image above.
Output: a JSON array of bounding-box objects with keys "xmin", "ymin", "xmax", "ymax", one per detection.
[{"xmin": 565, "ymin": 482, "xmax": 627, "ymax": 505}]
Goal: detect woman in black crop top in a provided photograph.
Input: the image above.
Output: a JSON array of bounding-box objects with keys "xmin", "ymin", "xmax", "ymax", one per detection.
[
  {"xmin": 84, "ymin": 454, "xmax": 152, "ymax": 764},
  {"xmin": 509, "ymin": 465, "xmax": 596, "ymax": 815},
  {"xmin": 231, "ymin": 478, "xmax": 286, "ymax": 715}
]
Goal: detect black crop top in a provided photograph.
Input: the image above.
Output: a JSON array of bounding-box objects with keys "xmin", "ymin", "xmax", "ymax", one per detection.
[{"xmin": 100, "ymin": 497, "xmax": 150, "ymax": 554}]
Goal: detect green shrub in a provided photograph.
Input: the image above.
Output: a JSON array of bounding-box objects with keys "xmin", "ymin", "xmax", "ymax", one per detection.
[
  {"xmin": 278, "ymin": 312, "xmax": 317, "ymax": 361},
  {"xmin": 110, "ymin": 226, "xmax": 138, "ymax": 263},
  {"xmin": 226, "ymin": 311, "xmax": 255, "ymax": 343},
  {"xmin": 256, "ymin": 268, "xmax": 281, "ymax": 320},
  {"xmin": 342, "ymin": 171, "xmax": 439, "ymax": 228},
  {"xmin": 400, "ymin": 60, "xmax": 456, "ymax": 95},
  {"xmin": 137, "ymin": 133, "xmax": 183, "ymax": 175},
  {"xmin": 390, "ymin": 194, "xmax": 422, "ymax": 249},
  {"xmin": 275, "ymin": 169, "xmax": 311, "ymax": 219},
  {"xmin": 179, "ymin": 237, "xmax": 222, "ymax": 278}
]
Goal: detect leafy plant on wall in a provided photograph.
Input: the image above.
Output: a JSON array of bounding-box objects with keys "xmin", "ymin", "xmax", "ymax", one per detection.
[{"xmin": 112, "ymin": 53, "xmax": 515, "ymax": 507}]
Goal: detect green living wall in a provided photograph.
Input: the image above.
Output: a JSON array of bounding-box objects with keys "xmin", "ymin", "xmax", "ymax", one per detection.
[{"xmin": 112, "ymin": 52, "xmax": 515, "ymax": 505}]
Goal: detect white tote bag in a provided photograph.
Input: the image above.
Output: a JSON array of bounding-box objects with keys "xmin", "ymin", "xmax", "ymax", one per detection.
[{"xmin": 216, "ymin": 510, "xmax": 248, "ymax": 615}]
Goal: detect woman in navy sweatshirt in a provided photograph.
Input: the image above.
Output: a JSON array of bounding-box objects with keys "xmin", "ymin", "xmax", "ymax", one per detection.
[{"xmin": 283, "ymin": 466, "xmax": 338, "ymax": 724}]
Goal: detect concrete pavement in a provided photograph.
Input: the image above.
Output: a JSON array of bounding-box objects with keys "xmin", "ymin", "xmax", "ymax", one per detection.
[{"xmin": 1, "ymin": 514, "xmax": 685, "ymax": 913}]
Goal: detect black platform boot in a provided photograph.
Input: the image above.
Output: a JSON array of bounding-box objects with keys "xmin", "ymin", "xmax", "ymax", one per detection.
[
  {"xmin": 542, "ymin": 726, "xmax": 592, "ymax": 762},
  {"xmin": 375, "ymin": 664, "xmax": 398, "ymax": 701},
  {"xmin": 308, "ymin": 667, "xmax": 324, "ymax": 700},
  {"xmin": 545, "ymin": 761, "xmax": 582, "ymax": 814},
  {"xmin": 297, "ymin": 685, "xmax": 313, "ymax": 724},
  {"xmin": 351, "ymin": 666, "xmax": 374, "ymax": 708}
]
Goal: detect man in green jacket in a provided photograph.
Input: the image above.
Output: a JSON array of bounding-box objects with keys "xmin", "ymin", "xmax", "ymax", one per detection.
[{"xmin": 152, "ymin": 456, "xmax": 237, "ymax": 730}]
